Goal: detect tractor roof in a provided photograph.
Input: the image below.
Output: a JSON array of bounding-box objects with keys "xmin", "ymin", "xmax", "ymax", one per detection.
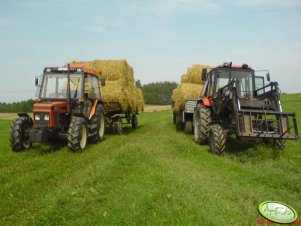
[
  {"xmin": 215, "ymin": 63, "xmax": 253, "ymax": 70},
  {"xmin": 44, "ymin": 64, "xmax": 100, "ymax": 77}
]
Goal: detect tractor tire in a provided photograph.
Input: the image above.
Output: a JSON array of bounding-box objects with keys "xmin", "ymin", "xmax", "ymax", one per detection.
[
  {"xmin": 113, "ymin": 118, "xmax": 123, "ymax": 135},
  {"xmin": 9, "ymin": 116, "xmax": 33, "ymax": 152},
  {"xmin": 132, "ymin": 114, "xmax": 138, "ymax": 129},
  {"xmin": 89, "ymin": 105, "xmax": 105, "ymax": 143},
  {"xmin": 273, "ymin": 139, "xmax": 286, "ymax": 150},
  {"xmin": 209, "ymin": 124, "xmax": 226, "ymax": 155},
  {"xmin": 184, "ymin": 121, "xmax": 193, "ymax": 134},
  {"xmin": 193, "ymin": 104, "xmax": 212, "ymax": 144},
  {"xmin": 68, "ymin": 117, "xmax": 88, "ymax": 151}
]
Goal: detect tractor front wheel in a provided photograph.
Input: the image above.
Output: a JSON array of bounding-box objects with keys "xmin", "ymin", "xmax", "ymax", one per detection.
[
  {"xmin": 10, "ymin": 116, "xmax": 33, "ymax": 152},
  {"xmin": 208, "ymin": 124, "xmax": 226, "ymax": 155},
  {"xmin": 68, "ymin": 117, "xmax": 88, "ymax": 151},
  {"xmin": 273, "ymin": 139, "xmax": 286, "ymax": 150}
]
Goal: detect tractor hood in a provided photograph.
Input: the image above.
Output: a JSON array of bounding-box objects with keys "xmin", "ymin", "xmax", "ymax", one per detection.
[{"xmin": 33, "ymin": 102, "xmax": 68, "ymax": 111}]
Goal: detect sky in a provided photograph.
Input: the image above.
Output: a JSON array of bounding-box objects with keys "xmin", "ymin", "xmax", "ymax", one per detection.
[{"xmin": 1, "ymin": 0, "xmax": 301, "ymax": 102}]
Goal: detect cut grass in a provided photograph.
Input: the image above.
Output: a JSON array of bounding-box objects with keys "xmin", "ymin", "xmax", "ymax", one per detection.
[{"xmin": 0, "ymin": 94, "xmax": 300, "ymax": 225}]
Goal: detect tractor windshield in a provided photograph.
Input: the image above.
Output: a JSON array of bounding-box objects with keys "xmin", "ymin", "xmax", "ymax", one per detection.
[
  {"xmin": 217, "ymin": 69, "xmax": 254, "ymax": 98},
  {"xmin": 40, "ymin": 73, "xmax": 82, "ymax": 99}
]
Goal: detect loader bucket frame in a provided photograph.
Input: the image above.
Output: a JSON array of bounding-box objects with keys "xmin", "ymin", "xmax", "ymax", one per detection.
[{"xmin": 236, "ymin": 109, "xmax": 299, "ymax": 139}]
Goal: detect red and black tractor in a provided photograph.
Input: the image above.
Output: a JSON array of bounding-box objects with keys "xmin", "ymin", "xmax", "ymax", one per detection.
[
  {"xmin": 10, "ymin": 64, "xmax": 105, "ymax": 152},
  {"xmin": 193, "ymin": 62, "xmax": 299, "ymax": 154}
]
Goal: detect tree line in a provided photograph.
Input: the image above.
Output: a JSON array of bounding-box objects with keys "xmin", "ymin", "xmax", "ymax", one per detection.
[
  {"xmin": 138, "ymin": 81, "xmax": 178, "ymax": 105},
  {"xmin": 0, "ymin": 100, "xmax": 35, "ymax": 113},
  {"xmin": 0, "ymin": 81, "xmax": 177, "ymax": 112}
]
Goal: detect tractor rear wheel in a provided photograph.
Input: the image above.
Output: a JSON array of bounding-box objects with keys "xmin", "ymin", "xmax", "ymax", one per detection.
[
  {"xmin": 273, "ymin": 139, "xmax": 286, "ymax": 150},
  {"xmin": 90, "ymin": 105, "xmax": 105, "ymax": 143},
  {"xmin": 193, "ymin": 104, "xmax": 212, "ymax": 144},
  {"xmin": 184, "ymin": 121, "xmax": 193, "ymax": 134},
  {"xmin": 132, "ymin": 114, "xmax": 138, "ymax": 129},
  {"xmin": 113, "ymin": 118, "xmax": 123, "ymax": 135},
  {"xmin": 209, "ymin": 124, "xmax": 226, "ymax": 155},
  {"xmin": 10, "ymin": 116, "xmax": 32, "ymax": 152},
  {"xmin": 68, "ymin": 117, "xmax": 88, "ymax": 151}
]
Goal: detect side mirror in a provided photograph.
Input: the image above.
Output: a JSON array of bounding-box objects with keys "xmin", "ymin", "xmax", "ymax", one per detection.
[
  {"xmin": 267, "ymin": 73, "xmax": 270, "ymax": 82},
  {"xmin": 35, "ymin": 77, "xmax": 39, "ymax": 86},
  {"xmin": 101, "ymin": 78, "xmax": 106, "ymax": 86},
  {"xmin": 201, "ymin": 68, "xmax": 207, "ymax": 81}
]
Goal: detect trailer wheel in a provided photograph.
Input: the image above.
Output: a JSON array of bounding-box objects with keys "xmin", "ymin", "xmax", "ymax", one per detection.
[
  {"xmin": 68, "ymin": 117, "xmax": 88, "ymax": 151},
  {"xmin": 113, "ymin": 118, "xmax": 123, "ymax": 135},
  {"xmin": 209, "ymin": 124, "xmax": 226, "ymax": 155},
  {"xmin": 273, "ymin": 139, "xmax": 286, "ymax": 150},
  {"xmin": 172, "ymin": 111, "xmax": 176, "ymax": 124},
  {"xmin": 194, "ymin": 104, "xmax": 212, "ymax": 144},
  {"xmin": 175, "ymin": 112, "xmax": 183, "ymax": 129},
  {"xmin": 90, "ymin": 105, "xmax": 105, "ymax": 143},
  {"xmin": 132, "ymin": 114, "xmax": 138, "ymax": 129},
  {"xmin": 10, "ymin": 116, "xmax": 32, "ymax": 152},
  {"xmin": 184, "ymin": 121, "xmax": 193, "ymax": 134}
]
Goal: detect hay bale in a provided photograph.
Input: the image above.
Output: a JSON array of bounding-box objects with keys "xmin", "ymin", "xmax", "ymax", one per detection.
[
  {"xmin": 172, "ymin": 83, "xmax": 203, "ymax": 112},
  {"xmin": 71, "ymin": 59, "xmax": 144, "ymax": 114},
  {"xmin": 172, "ymin": 64, "xmax": 211, "ymax": 112},
  {"xmin": 101, "ymin": 80, "xmax": 130, "ymax": 112},
  {"xmin": 135, "ymin": 88, "xmax": 145, "ymax": 112},
  {"xmin": 180, "ymin": 64, "xmax": 212, "ymax": 85}
]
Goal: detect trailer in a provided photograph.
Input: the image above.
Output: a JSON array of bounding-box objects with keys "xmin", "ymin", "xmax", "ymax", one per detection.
[{"xmin": 104, "ymin": 102, "xmax": 138, "ymax": 134}]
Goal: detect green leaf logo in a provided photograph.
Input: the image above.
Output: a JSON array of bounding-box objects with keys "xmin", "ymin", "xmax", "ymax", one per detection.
[{"xmin": 258, "ymin": 201, "xmax": 298, "ymax": 224}]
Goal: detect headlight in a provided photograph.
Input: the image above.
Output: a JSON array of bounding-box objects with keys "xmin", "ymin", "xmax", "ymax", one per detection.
[
  {"xmin": 44, "ymin": 114, "xmax": 50, "ymax": 121},
  {"xmin": 35, "ymin": 114, "xmax": 41, "ymax": 121}
]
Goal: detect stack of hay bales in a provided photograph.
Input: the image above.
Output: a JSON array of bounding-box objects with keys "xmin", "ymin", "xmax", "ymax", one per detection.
[
  {"xmin": 172, "ymin": 64, "xmax": 211, "ymax": 112},
  {"xmin": 71, "ymin": 60, "xmax": 144, "ymax": 113}
]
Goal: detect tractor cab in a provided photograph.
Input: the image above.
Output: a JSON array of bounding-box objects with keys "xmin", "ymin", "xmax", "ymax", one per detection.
[
  {"xmin": 34, "ymin": 65, "xmax": 102, "ymax": 131},
  {"xmin": 202, "ymin": 63, "xmax": 255, "ymax": 98}
]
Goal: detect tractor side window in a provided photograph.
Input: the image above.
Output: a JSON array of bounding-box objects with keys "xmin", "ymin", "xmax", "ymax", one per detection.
[
  {"xmin": 85, "ymin": 75, "xmax": 100, "ymax": 99},
  {"xmin": 255, "ymin": 76, "xmax": 265, "ymax": 94}
]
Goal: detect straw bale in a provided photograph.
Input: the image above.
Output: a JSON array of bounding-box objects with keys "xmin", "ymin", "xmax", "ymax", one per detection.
[
  {"xmin": 181, "ymin": 64, "xmax": 212, "ymax": 85},
  {"xmin": 71, "ymin": 59, "xmax": 144, "ymax": 114},
  {"xmin": 172, "ymin": 83, "xmax": 203, "ymax": 112},
  {"xmin": 101, "ymin": 80, "xmax": 130, "ymax": 112},
  {"xmin": 135, "ymin": 88, "xmax": 145, "ymax": 112}
]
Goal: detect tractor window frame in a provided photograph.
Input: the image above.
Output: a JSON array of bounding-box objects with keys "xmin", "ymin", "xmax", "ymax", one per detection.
[{"xmin": 84, "ymin": 73, "xmax": 101, "ymax": 99}]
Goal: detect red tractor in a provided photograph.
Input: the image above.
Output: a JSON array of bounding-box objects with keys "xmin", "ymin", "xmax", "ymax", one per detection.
[
  {"xmin": 10, "ymin": 64, "xmax": 105, "ymax": 152},
  {"xmin": 193, "ymin": 62, "xmax": 299, "ymax": 154}
]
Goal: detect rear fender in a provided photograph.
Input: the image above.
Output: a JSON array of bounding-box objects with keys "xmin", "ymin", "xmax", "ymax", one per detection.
[{"xmin": 201, "ymin": 97, "xmax": 213, "ymax": 107}]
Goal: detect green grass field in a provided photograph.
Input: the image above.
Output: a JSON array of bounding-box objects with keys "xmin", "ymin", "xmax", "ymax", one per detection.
[{"xmin": 1, "ymin": 94, "xmax": 301, "ymax": 226}]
